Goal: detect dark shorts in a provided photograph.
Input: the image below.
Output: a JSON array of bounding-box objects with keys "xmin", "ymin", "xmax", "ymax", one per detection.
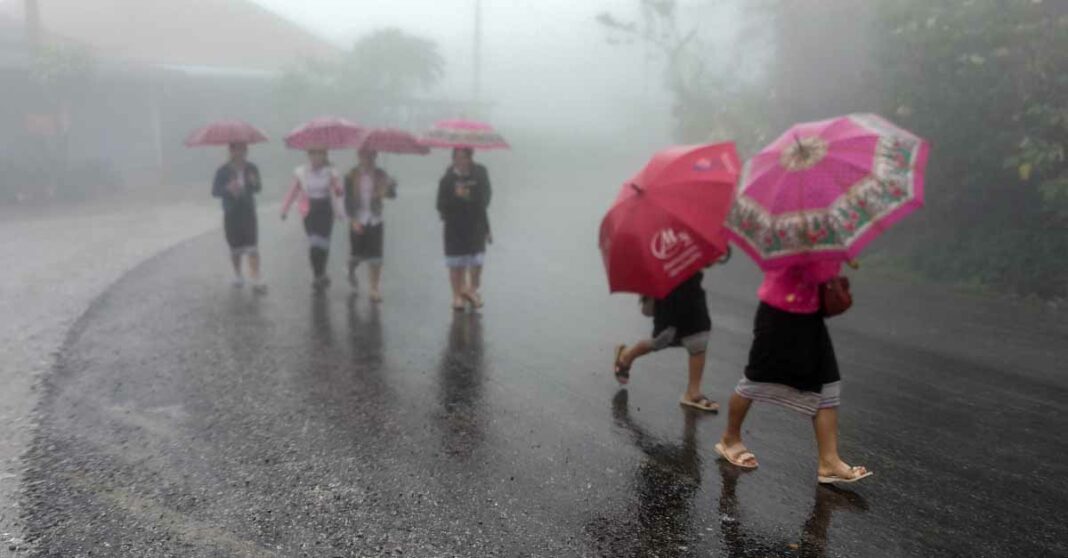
[
  {"xmin": 744, "ymin": 302, "xmax": 840, "ymax": 393},
  {"xmin": 223, "ymin": 206, "xmax": 257, "ymax": 253},
  {"xmin": 350, "ymin": 223, "xmax": 384, "ymax": 263}
]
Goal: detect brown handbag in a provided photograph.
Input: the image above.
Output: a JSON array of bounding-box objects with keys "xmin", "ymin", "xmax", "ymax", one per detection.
[{"xmin": 820, "ymin": 276, "xmax": 853, "ymax": 317}]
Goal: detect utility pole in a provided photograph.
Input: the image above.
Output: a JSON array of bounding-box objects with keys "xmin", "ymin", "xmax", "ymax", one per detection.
[
  {"xmin": 472, "ymin": 0, "xmax": 483, "ymax": 110},
  {"xmin": 25, "ymin": 0, "xmax": 41, "ymax": 51}
]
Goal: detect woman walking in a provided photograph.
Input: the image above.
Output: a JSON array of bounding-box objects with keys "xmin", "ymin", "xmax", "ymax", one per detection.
[
  {"xmin": 437, "ymin": 147, "xmax": 491, "ymax": 311},
  {"xmin": 715, "ymin": 260, "xmax": 871, "ymax": 485},
  {"xmin": 344, "ymin": 148, "xmax": 397, "ymax": 302},
  {"xmin": 212, "ymin": 142, "xmax": 266, "ymax": 293},
  {"xmin": 281, "ymin": 149, "xmax": 347, "ymax": 289}
]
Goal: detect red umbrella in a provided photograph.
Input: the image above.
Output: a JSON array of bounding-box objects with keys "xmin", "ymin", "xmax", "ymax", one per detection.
[
  {"xmin": 359, "ymin": 128, "xmax": 430, "ymax": 155},
  {"xmin": 284, "ymin": 117, "xmax": 366, "ymax": 151},
  {"xmin": 184, "ymin": 120, "xmax": 268, "ymax": 147},
  {"xmin": 422, "ymin": 119, "xmax": 510, "ymax": 150},
  {"xmin": 599, "ymin": 142, "xmax": 741, "ymax": 298}
]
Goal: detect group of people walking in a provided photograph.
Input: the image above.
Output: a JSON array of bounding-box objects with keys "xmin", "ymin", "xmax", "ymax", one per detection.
[
  {"xmin": 212, "ymin": 143, "xmax": 492, "ymax": 310},
  {"xmin": 614, "ymin": 258, "xmax": 871, "ymax": 485}
]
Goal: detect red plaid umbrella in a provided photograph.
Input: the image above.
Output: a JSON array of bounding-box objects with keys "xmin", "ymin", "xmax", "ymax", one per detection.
[
  {"xmin": 284, "ymin": 117, "xmax": 366, "ymax": 151},
  {"xmin": 359, "ymin": 128, "xmax": 430, "ymax": 155},
  {"xmin": 184, "ymin": 120, "xmax": 268, "ymax": 147}
]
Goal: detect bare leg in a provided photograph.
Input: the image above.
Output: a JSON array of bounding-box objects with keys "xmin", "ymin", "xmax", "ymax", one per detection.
[
  {"xmin": 620, "ymin": 340, "xmax": 654, "ymax": 369},
  {"xmin": 449, "ymin": 268, "xmax": 466, "ymax": 308},
  {"xmin": 469, "ymin": 265, "xmax": 482, "ymax": 293},
  {"xmin": 813, "ymin": 407, "xmax": 868, "ymax": 479},
  {"xmin": 718, "ymin": 393, "xmax": 758, "ymax": 467},
  {"xmin": 248, "ymin": 252, "xmax": 261, "ymax": 282},
  {"xmin": 368, "ymin": 263, "xmax": 383, "ymax": 301},
  {"xmin": 230, "ymin": 252, "xmax": 242, "ymax": 278},
  {"xmin": 684, "ymin": 351, "xmax": 707, "ymax": 401}
]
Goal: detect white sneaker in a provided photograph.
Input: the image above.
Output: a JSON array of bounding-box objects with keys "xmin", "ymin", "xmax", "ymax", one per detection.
[{"xmin": 231, "ymin": 276, "xmax": 245, "ymax": 288}]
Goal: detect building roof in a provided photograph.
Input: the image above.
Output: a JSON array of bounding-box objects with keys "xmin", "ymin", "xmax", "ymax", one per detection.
[{"xmin": 0, "ymin": 0, "xmax": 339, "ymax": 71}]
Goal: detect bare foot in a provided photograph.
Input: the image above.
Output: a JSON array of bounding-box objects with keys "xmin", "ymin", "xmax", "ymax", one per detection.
[
  {"xmin": 818, "ymin": 459, "xmax": 871, "ymax": 484},
  {"xmin": 716, "ymin": 438, "xmax": 758, "ymax": 469}
]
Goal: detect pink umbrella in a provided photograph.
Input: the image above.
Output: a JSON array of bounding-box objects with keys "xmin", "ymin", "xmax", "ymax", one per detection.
[
  {"xmin": 284, "ymin": 117, "xmax": 366, "ymax": 151},
  {"xmin": 359, "ymin": 128, "xmax": 430, "ymax": 155},
  {"xmin": 422, "ymin": 119, "xmax": 510, "ymax": 150},
  {"xmin": 727, "ymin": 113, "xmax": 930, "ymax": 270},
  {"xmin": 184, "ymin": 120, "xmax": 268, "ymax": 147}
]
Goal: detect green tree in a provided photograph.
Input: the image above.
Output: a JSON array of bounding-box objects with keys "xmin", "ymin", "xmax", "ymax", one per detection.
[
  {"xmin": 873, "ymin": 0, "xmax": 1067, "ymax": 296},
  {"xmin": 596, "ymin": 0, "xmax": 779, "ymax": 151},
  {"xmin": 276, "ymin": 28, "xmax": 445, "ymax": 121}
]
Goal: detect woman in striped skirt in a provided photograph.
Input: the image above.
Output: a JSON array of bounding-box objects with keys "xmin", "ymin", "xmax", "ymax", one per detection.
[{"xmin": 715, "ymin": 260, "xmax": 872, "ymax": 485}]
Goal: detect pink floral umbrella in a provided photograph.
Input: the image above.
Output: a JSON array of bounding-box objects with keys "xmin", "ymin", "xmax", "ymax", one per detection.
[
  {"xmin": 422, "ymin": 119, "xmax": 510, "ymax": 150},
  {"xmin": 359, "ymin": 128, "xmax": 430, "ymax": 155},
  {"xmin": 727, "ymin": 113, "xmax": 930, "ymax": 270},
  {"xmin": 284, "ymin": 117, "xmax": 366, "ymax": 151},
  {"xmin": 184, "ymin": 120, "xmax": 268, "ymax": 147}
]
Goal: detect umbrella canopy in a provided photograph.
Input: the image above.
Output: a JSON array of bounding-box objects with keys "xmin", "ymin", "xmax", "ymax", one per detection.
[
  {"xmin": 599, "ymin": 142, "xmax": 741, "ymax": 298},
  {"xmin": 359, "ymin": 128, "xmax": 430, "ymax": 155},
  {"xmin": 422, "ymin": 119, "xmax": 510, "ymax": 150},
  {"xmin": 284, "ymin": 117, "xmax": 366, "ymax": 151},
  {"xmin": 184, "ymin": 120, "xmax": 268, "ymax": 147},
  {"xmin": 727, "ymin": 113, "xmax": 929, "ymax": 270}
]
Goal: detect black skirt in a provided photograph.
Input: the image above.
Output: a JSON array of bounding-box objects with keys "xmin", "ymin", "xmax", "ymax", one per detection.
[
  {"xmin": 744, "ymin": 302, "xmax": 840, "ymax": 393},
  {"xmin": 303, "ymin": 198, "xmax": 334, "ymax": 240},
  {"xmin": 223, "ymin": 205, "xmax": 257, "ymax": 249},
  {"xmin": 350, "ymin": 223, "xmax": 384, "ymax": 260}
]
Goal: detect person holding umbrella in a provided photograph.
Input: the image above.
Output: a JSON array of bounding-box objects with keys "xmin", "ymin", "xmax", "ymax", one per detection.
[
  {"xmin": 344, "ymin": 148, "xmax": 397, "ymax": 301},
  {"xmin": 185, "ymin": 120, "xmax": 269, "ymax": 293},
  {"xmin": 437, "ymin": 147, "xmax": 493, "ymax": 310},
  {"xmin": 344, "ymin": 128, "xmax": 427, "ymax": 301},
  {"xmin": 281, "ymin": 118, "xmax": 363, "ymax": 290},
  {"xmin": 425, "ymin": 119, "xmax": 508, "ymax": 311},
  {"xmin": 600, "ymin": 143, "xmax": 741, "ymax": 412},
  {"xmin": 716, "ymin": 113, "xmax": 929, "ymax": 484}
]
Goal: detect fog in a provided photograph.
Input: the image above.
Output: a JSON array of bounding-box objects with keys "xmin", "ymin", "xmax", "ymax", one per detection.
[{"xmin": 0, "ymin": 0, "xmax": 1064, "ymax": 298}]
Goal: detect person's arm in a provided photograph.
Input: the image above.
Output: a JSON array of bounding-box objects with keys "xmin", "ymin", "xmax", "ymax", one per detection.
[
  {"xmin": 331, "ymin": 172, "xmax": 348, "ymax": 221},
  {"xmin": 383, "ymin": 170, "xmax": 398, "ymax": 199},
  {"xmin": 247, "ymin": 164, "xmax": 262, "ymax": 195},
  {"xmin": 280, "ymin": 176, "xmax": 301, "ymax": 219},
  {"xmin": 436, "ymin": 173, "xmax": 453, "ymax": 219},
  {"xmin": 343, "ymin": 171, "xmax": 355, "ymax": 218},
  {"xmin": 479, "ymin": 165, "xmax": 492, "ymax": 209},
  {"xmin": 212, "ymin": 167, "xmax": 227, "ymax": 199}
]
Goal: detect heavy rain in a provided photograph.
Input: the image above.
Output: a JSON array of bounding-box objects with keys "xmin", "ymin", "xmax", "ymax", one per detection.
[{"xmin": 0, "ymin": 1, "xmax": 1066, "ymax": 556}]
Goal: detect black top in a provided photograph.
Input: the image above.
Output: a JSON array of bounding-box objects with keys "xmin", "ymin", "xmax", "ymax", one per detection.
[
  {"xmin": 653, "ymin": 272, "xmax": 712, "ymax": 340},
  {"xmin": 436, "ymin": 164, "xmax": 492, "ymax": 256},
  {"xmin": 212, "ymin": 162, "xmax": 261, "ymax": 213}
]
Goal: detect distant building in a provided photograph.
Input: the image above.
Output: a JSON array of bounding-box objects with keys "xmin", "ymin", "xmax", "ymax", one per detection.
[{"xmin": 0, "ymin": 0, "xmax": 340, "ymax": 200}]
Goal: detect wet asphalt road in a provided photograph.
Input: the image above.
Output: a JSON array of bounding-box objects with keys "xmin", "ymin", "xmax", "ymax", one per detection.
[{"xmin": 17, "ymin": 155, "xmax": 1068, "ymax": 557}]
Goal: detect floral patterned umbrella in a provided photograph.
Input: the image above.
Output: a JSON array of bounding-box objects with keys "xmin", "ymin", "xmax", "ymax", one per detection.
[{"xmin": 727, "ymin": 113, "xmax": 929, "ymax": 270}]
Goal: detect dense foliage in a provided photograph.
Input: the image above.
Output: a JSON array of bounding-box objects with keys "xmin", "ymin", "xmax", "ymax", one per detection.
[{"xmin": 600, "ymin": 0, "xmax": 1067, "ymax": 298}]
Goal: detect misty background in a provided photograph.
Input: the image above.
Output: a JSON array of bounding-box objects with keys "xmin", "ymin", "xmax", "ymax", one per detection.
[{"xmin": 0, "ymin": 0, "xmax": 1064, "ymax": 299}]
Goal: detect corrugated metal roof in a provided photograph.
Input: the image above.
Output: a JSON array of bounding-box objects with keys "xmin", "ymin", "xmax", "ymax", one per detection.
[{"xmin": 0, "ymin": 0, "xmax": 339, "ymax": 71}]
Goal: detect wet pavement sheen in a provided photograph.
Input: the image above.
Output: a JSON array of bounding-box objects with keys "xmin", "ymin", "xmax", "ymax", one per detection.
[{"xmin": 17, "ymin": 158, "xmax": 1068, "ymax": 557}]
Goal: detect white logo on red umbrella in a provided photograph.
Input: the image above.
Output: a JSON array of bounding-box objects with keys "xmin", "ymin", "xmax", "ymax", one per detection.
[{"xmin": 651, "ymin": 228, "xmax": 693, "ymax": 260}]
